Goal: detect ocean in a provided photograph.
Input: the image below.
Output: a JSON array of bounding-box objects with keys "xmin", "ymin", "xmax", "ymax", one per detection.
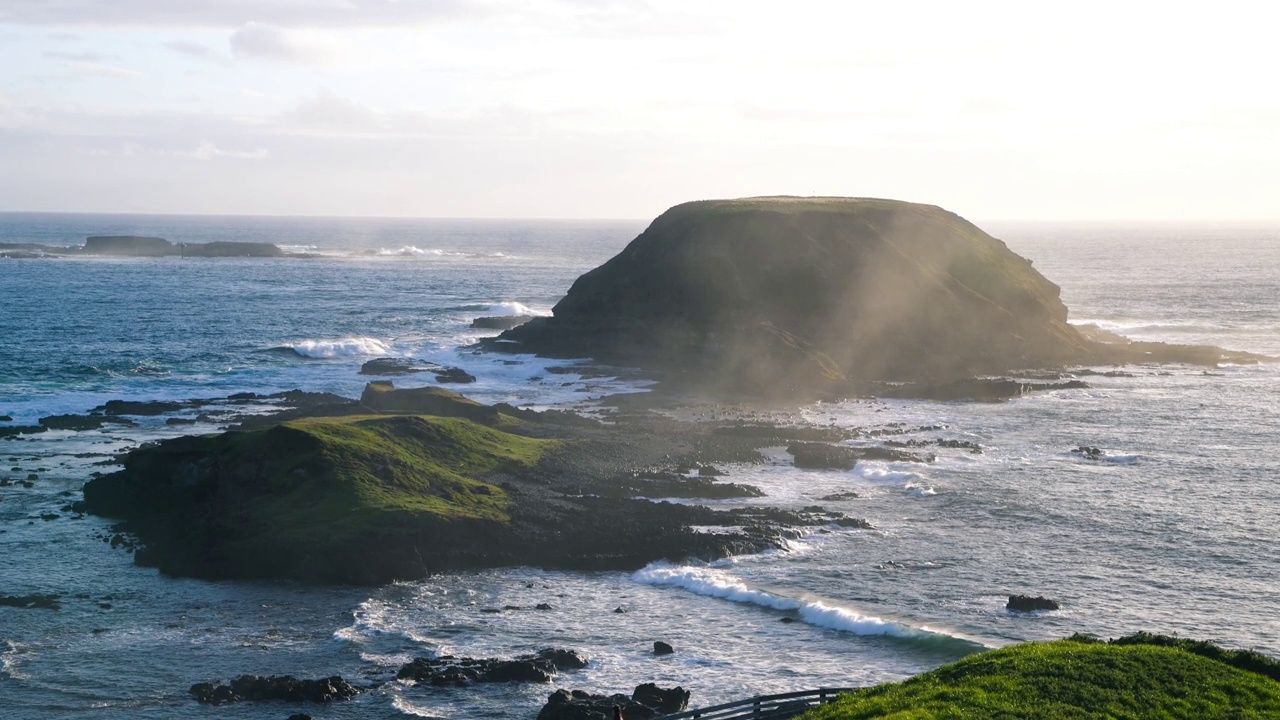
[{"xmin": 1, "ymin": 213, "xmax": 1278, "ymax": 719}]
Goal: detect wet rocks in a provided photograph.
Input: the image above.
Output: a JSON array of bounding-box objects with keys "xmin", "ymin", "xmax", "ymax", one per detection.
[
  {"xmin": 472, "ymin": 315, "xmax": 535, "ymax": 330},
  {"xmin": 397, "ymin": 649, "xmax": 587, "ymax": 686},
  {"xmin": 653, "ymin": 641, "xmax": 674, "ymax": 656},
  {"xmin": 37, "ymin": 414, "xmax": 136, "ymax": 431},
  {"xmin": 359, "ymin": 358, "xmax": 476, "ymax": 383},
  {"xmin": 1073, "ymin": 446, "xmax": 1104, "ymax": 460},
  {"xmin": 621, "ymin": 469, "xmax": 763, "ymax": 499},
  {"xmin": 94, "ymin": 399, "xmax": 186, "ymax": 416},
  {"xmin": 538, "ymin": 683, "xmax": 690, "ymax": 720},
  {"xmin": 786, "ymin": 441, "xmax": 932, "ymax": 469},
  {"xmin": 1007, "ymin": 595, "xmax": 1060, "ymax": 612},
  {"xmin": 189, "ymin": 675, "xmax": 361, "ymax": 705},
  {"xmin": 0, "ymin": 594, "xmax": 62, "ymax": 610}
]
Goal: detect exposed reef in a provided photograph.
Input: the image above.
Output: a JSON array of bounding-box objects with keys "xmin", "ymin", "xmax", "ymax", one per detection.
[
  {"xmin": 491, "ymin": 197, "xmax": 1272, "ymax": 397},
  {"xmin": 1, "ymin": 236, "xmax": 284, "ymax": 258}
]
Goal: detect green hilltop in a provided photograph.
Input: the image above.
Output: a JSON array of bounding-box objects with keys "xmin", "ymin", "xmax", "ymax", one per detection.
[{"xmin": 801, "ymin": 634, "xmax": 1280, "ymax": 719}]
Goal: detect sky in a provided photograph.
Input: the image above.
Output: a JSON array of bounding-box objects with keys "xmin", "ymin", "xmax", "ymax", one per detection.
[{"xmin": 0, "ymin": 0, "xmax": 1276, "ymax": 220}]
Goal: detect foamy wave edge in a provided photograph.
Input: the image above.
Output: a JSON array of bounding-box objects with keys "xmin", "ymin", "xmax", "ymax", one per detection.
[
  {"xmin": 282, "ymin": 337, "xmax": 390, "ymax": 359},
  {"xmin": 634, "ymin": 563, "xmax": 985, "ymax": 647}
]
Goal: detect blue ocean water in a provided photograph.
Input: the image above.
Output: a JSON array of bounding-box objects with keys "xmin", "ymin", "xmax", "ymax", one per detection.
[{"xmin": 1, "ymin": 214, "xmax": 1278, "ymax": 719}]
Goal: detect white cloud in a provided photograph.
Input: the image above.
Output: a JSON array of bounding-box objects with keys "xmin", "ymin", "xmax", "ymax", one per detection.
[
  {"xmin": 164, "ymin": 39, "xmax": 229, "ymax": 64},
  {"xmin": 287, "ymin": 90, "xmax": 385, "ymax": 132},
  {"xmin": 229, "ymin": 22, "xmax": 335, "ymax": 63},
  {"xmin": 182, "ymin": 139, "xmax": 269, "ymax": 160},
  {"xmin": 0, "ymin": 0, "xmax": 476, "ymax": 27}
]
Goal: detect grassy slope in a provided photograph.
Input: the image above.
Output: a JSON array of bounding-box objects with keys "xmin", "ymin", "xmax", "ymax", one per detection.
[
  {"xmin": 221, "ymin": 415, "xmax": 552, "ymax": 547},
  {"xmin": 801, "ymin": 637, "xmax": 1280, "ymax": 720}
]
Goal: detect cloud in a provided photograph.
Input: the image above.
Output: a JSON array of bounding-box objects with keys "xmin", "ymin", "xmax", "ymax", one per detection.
[
  {"xmin": 181, "ymin": 139, "xmax": 269, "ymax": 160},
  {"xmin": 44, "ymin": 49, "xmax": 112, "ymax": 62},
  {"xmin": 287, "ymin": 89, "xmax": 385, "ymax": 132},
  {"xmin": 0, "ymin": 0, "xmax": 475, "ymax": 28},
  {"xmin": 164, "ymin": 39, "xmax": 229, "ymax": 63},
  {"xmin": 63, "ymin": 61, "xmax": 145, "ymax": 79},
  {"xmin": 229, "ymin": 22, "xmax": 334, "ymax": 63}
]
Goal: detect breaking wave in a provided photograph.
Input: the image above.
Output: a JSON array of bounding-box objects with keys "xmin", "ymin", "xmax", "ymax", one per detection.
[
  {"xmin": 280, "ymin": 337, "xmax": 390, "ymax": 359},
  {"xmin": 633, "ymin": 564, "xmax": 982, "ymax": 647}
]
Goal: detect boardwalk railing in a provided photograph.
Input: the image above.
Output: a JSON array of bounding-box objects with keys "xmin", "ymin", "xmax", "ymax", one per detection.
[{"xmin": 660, "ymin": 688, "xmax": 855, "ymax": 720}]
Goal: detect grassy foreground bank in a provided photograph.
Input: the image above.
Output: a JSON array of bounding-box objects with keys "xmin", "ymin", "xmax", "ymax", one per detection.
[{"xmin": 801, "ymin": 633, "xmax": 1280, "ymax": 719}]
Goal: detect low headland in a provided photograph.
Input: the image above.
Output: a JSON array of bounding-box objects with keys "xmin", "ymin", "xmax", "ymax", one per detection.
[
  {"xmin": 0, "ymin": 235, "xmax": 283, "ymax": 257},
  {"xmin": 39, "ymin": 196, "xmax": 1279, "ymax": 716}
]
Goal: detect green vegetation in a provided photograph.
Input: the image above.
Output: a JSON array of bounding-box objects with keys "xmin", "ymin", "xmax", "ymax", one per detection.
[
  {"xmin": 84, "ymin": 413, "xmax": 557, "ymax": 582},
  {"xmin": 801, "ymin": 635, "xmax": 1280, "ymax": 720}
]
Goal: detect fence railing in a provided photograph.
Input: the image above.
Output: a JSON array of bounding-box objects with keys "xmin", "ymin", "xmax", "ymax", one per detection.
[{"xmin": 660, "ymin": 688, "xmax": 855, "ymax": 720}]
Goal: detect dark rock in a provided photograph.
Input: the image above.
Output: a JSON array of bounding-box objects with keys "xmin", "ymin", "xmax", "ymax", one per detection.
[
  {"xmin": 95, "ymin": 399, "xmax": 186, "ymax": 416},
  {"xmin": 0, "ymin": 415, "xmax": 11, "ymax": 422},
  {"xmin": 359, "ymin": 358, "xmax": 432, "ymax": 376},
  {"xmin": 432, "ymin": 366, "xmax": 477, "ymax": 384},
  {"xmin": 84, "ymin": 235, "xmax": 171, "ymax": 255},
  {"xmin": 538, "ymin": 689, "xmax": 657, "ymax": 720},
  {"xmin": 780, "ymin": 617, "xmax": 795, "ymax": 623},
  {"xmin": 493, "ymin": 197, "xmax": 1098, "ymax": 396},
  {"xmin": 40, "ymin": 513, "xmax": 60, "ymax": 521},
  {"xmin": 652, "ymin": 641, "xmax": 674, "ymax": 656},
  {"xmin": 397, "ymin": 649, "xmax": 585, "ymax": 685},
  {"xmin": 359, "ymin": 382, "xmax": 497, "ymax": 422},
  {"xmin": 98, "ymin": 602, "xmax": 113, "ymax": 609},
  {"xmin": 287, "ymin": 715, "xmax": 314, "ymax": 720},
  {"xmin": 786, "ymin": 441, "xmax": 930, "ymax": 469},
  {"xmin": 632, "ymin": 683, "xmax": 690, "ymax": 714},
  {"xmin": 614, "ymin": 606, "xmax": 626, "ymax": 614},
  {"xmin": 1007, "ymin": 595, "xmax": 1060, "ymax": 612},
  {"xmin": 536, "ymin": 603, "xmax": 554, "ymax": 610},
  {"xmin": 38, "ymin": 414, "xmax": 136, "ymax": 431},
  {"xmin": 819, "ymin": 491, "xmax": 859, "ymax": 501},
  {"xmin": 472, "ymin": 315, "xmax": 535, "ymax": 330},
  {"xmin": 1073, "ymin": 446, "xmax": 1104, "ymax": 460},
  {"xmin": 696, "ymin": 465, "xmax": 724, "ymax": 476},
  {"xmin": 0, "ymin": 425, "xmax": 47, "ymax": 438},
  {"xmin": 880, "ymin": 378, "xmax": 1091, "ymax": 402},
  {"xmin": 179, "ymin": 241, "xmax": 283, "ymax": 258},
  {"xmin": 189, "ymin": 675, "xmax": 362, "ymax": 704},
  {"xmin": 166, "ymin": 417, "xmax": 197, "ymax": 426},
  {"xmin": 0, "ymin": 594, "xmax": 61, "ymax": 610}
]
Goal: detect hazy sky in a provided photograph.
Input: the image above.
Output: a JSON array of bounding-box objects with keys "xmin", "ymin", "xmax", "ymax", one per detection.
[{"xmin": 1, "ymin": 1, "xmax": 1276, "ymax": 219}]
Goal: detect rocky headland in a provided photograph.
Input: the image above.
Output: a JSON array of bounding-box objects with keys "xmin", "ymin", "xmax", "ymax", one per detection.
[
  {"xmin": 80, "ymin": 383, "xmax": 867, "ymax": 584},
  {"xmin": 492, "ymin": 197, "xmax": 1270, "ymax": 398}
]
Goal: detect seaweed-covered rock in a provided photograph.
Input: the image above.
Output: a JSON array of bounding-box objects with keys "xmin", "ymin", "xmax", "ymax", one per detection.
[{"xmin": 396, "ymin": 649, "xmax": 587, "ymax": 686}]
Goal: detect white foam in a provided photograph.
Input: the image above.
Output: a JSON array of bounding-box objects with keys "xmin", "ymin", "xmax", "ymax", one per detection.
[
  {"xmin": 482, "ymin": 301, "xmax": 548, "ymax": 317},
  {"xmin": 854, "ymin": 464, "xmax": 923, "ymax": 484},
  {"xmin": 633, "ymin": 564, "xmax": 944, "ymax": 641},
  {"xmin": 904, "ymin": 481, "xmax": 937, "ymax": 497},
  {"xmin": 392, "ymin": 695, "xmax": 446, "ymax": 717},
  {"xmin": 285, "ymin": 337, "xmax": 390, "ymax": 359}
]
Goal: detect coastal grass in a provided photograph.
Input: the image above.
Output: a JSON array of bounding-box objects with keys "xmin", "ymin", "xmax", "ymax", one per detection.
[
  {"xmin": 801, "ymin": 635, "xmax": 1280, "ymax": 719},
  {"xmin": 241, "ymin": 414, "xmax": 553, "ymax": 539}
]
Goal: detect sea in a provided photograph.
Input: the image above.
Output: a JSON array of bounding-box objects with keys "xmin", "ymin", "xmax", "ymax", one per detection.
[{"xmin": 1, "ymin": 213, "xmax": 1278, "ymax": 719}]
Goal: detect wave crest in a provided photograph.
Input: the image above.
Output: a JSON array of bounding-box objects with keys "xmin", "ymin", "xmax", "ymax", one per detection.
[{"xmin": 283, "ymin": 337, "xmax": 389, "ymax": 359}]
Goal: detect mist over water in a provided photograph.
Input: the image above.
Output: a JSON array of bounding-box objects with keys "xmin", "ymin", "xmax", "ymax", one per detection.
[{"xmin": 2, "ymin": 215, "xmax": 1278, "ymax": 719}]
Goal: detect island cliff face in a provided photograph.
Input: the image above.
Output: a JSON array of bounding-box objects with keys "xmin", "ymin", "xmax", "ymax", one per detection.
[{"xmin": 500, "ymin": 197, "xmax": 1092, "ymax": 393}]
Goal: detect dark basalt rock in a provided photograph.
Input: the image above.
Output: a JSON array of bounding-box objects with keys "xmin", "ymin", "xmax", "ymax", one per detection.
[
  {"xmin": 786, "ymin": 441, "xmax": 931, "ymax": 470},
  {"xmin": 1007, "ymin": 595, "xmax": 1060, "ymax": 612},
  {"xmin": 1073, "ymin": 446, "xmax": 1104, "ymax": 460},
  {"xmin": 0, "ymin": 594, "xmax": 62, "ymax": 610},
  {"xmin": 537, "ymin": 683, "xmax": 689, "ymax": 720},
  {"xmin": 0, "ymin": 425, "xmax": 49, "ymax": 438},
  {"xmin": 397, "ymin": 649, "xmax": 587, "ymax": 686},
  {"xmin": 179, "ymin": 241, "xmax": 283, "ymax": 258},
  {"xmin": 472, "ymin": 315, "xmax": 535, "ymax": 330},
  {"xmin": 360, "ymin": 357, "xmax": 433, "ymax": 376},
  {"xmin": 95, "ymin": 399, "xmax": 187, "ymax": 416},
  {"xmin": 38, "ymin": 414, "xmax": 136, "ymax": 431},
  {"xmin": 433, "ymin": 366, "xmax": 477, "ymax": 384},
  {"xmin": 653, "ymin": 641, "xmax": 675, "ymax": 656},
  {"xmin": 189, "ymin": 675, "xmax": 362, "ymax": 704}
]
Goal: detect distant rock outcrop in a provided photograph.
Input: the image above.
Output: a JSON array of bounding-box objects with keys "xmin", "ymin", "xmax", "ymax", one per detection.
[
  {"xmin": 84, "ymin": 236, "xmax": 173, "ymax": 255},
  {"xmin": 496, "ymin": 197, "xmax": 1091, "ymax": 395},
  {"xmin": 494, "ymin": 197, "xmax": 1271, "ymax": 397}
]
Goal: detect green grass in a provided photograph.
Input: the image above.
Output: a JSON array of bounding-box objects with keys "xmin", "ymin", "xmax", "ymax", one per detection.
[
  {"xmin": 221, "ymin": 414, "xmax": 553, "ymax": 544},
  {"xmin": 801, "ymin": 636, "xmax": 1280, "ymax": 720}
]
